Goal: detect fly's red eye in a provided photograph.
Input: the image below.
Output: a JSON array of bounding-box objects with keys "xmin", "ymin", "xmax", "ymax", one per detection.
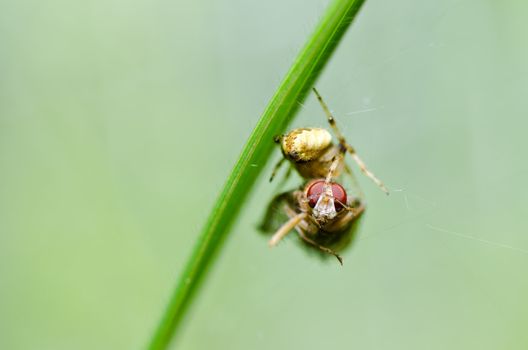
[
  {"xmin": 306, "ymin": 180, "xmax": 347, "ymax": 211},
  {"xmin": 331, "ymin": 183, "xmax": 347, "ymax": 211},
  {"xmin": 307, "ymin": 180, "xmax": 325, "ymax": 208}
]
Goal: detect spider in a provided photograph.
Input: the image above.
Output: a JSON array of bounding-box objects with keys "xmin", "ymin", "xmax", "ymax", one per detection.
[
  {"xmin": 270, "ymin": 88, "xmax": 388, "ymax": 195},
  {"xmin": 261, "ymin": 155, "xmax": 365, "ymax": 265}
]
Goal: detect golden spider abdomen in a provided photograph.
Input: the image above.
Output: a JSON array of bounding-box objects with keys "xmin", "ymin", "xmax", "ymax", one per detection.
[{"xmin": 281, "ymin": 128, "xmax": 332, "ymax": 162}]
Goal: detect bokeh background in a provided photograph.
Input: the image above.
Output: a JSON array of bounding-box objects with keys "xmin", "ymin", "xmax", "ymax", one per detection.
[{"xmin": 1, "ymin": 0, "xmax": 528, "ymax": 349}]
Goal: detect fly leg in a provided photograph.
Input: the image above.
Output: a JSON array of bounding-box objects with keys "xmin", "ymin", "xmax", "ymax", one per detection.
[
  {"xmin": 268, "ymin": 212, "xmax": 307, "ymax": 247},
  {"xmin": 284, "ymin": 194, "xmax": 343, "ymax": 265},
  {"xmin": 297, "ymin": 230, "xmax": 343, "ymax": 265},
  {"xmin": 344, "ymin": 163, "xmax": 366, "ymax": 200}
]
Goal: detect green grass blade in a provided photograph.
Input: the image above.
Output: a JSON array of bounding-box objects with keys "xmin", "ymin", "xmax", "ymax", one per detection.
[{"xmin": 148, "ymin": 0, "xmax": 366, "ymax": 348}]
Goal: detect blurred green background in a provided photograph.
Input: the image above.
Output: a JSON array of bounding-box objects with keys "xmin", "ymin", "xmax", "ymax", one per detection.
[{"xmin": 2, "ymin": 0, "xmax": 528, "ymax": 349}]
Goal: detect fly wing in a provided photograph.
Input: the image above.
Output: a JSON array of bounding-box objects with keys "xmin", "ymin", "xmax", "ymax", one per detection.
[{"xmin": 257, "ymin": 191, "xmax": 296, "ymax": 234}]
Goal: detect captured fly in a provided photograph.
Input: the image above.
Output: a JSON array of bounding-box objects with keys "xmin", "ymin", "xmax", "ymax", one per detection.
[{"xmin": 262, "ymin": 156, "xmax": 365, "ymax": 264}]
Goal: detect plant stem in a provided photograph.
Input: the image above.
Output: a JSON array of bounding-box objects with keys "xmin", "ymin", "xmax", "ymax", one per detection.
[{"xmin": 147, "ymin": 0, "xmax": 366, "ymax": 348}]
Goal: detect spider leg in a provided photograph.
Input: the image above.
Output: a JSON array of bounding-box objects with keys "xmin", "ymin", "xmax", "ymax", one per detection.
[
  {"xmin": 344, "ymin": 163, "xmax": 366, "ymax": 200},
  {"xmin": 324, "ymin": 154, "xmax": 342, "ymax": 183},
  {"xmin": 276, "ymin": 164, "xmax": 293, "ymax": 189},
  {"xmin": 312, "ymin": 87, "xmax": 389, "ymax": 194},
  {"xmin": 346, "ymin": 148, "xmax": 389, "ymax": 194},
  {"xmin": 269, "ymin": 157, "xmax": 286, "ymax": 182}
]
